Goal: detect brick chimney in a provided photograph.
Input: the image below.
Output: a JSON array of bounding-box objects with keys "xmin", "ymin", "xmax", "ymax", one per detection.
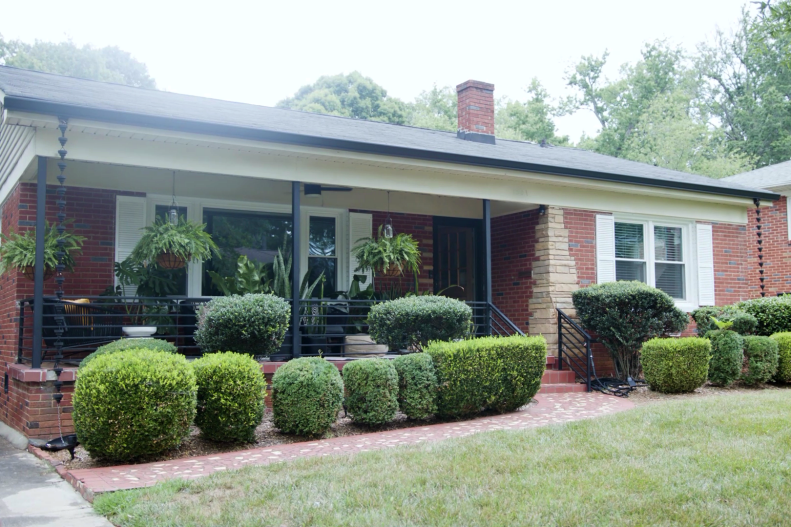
[{"xmin": 456, "ymin": 80, "xmax": 495, "ymax": 144}]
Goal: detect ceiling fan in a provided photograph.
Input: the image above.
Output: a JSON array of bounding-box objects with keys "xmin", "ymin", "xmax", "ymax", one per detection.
[{"xmin": 304, "ymin": 184, "xmax": 353, "ymax": 197}]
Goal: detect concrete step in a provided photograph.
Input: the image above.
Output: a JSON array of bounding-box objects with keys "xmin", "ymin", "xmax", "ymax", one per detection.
[{"xmin": 538, "ymin": 383, "xmax": 588, "ymax": 394}]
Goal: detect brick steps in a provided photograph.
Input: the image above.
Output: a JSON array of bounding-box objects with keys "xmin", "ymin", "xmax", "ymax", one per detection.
[{"xmin": 538, "ymin": 354, "xmax": 586, "ymax": 394}]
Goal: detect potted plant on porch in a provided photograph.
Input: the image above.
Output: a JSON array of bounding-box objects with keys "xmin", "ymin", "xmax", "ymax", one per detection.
[
  {"xmin": 0, "ymin": 221, "xmax": 84, "ymax": 280},
  {"xmin": 351, "ymin": 225, "xmax": 421, "ymax": 278},
  {"xmin": 129, "ymin": 216, "xmax": 219, "ymax": 270}
]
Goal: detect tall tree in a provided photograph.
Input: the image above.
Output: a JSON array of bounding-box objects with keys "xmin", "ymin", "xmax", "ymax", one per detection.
[
  {"xmin": 408, "ymin": 85, "xmax": 457, "ymax": 131},
  {"xmin": 496, "ymin": 79, "xmax": 570, "ymax": 145},
  {"xmin": 277, "ymin": 72, "xmax": 409, "ymax": 124},
  {"xmin": 0, "ymin": 35, "xmax": 155, "ymax": 88}
]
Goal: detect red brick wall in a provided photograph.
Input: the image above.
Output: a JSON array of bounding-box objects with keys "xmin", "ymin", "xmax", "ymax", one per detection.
[
  {"xmin": 745, "ymin": 197, "xmax": 791, "ymax": 298},
  {"xmin": 564, "ymin": 209, "xmax": 599, "ymax": 287}
]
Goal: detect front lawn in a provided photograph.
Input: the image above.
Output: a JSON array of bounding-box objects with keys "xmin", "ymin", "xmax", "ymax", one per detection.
[{"xmin": 96, "ymin": 391, "xmax": 791, "ymax": 526}]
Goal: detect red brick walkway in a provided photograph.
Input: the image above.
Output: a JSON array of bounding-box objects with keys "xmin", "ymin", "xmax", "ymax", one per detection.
[{"xmin": 48, "ymin": 392, "xmax": 633, "ymax": 500}]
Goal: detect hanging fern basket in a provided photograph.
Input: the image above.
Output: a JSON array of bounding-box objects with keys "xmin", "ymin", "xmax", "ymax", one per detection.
[
  {"xmin": 22, "ymin": 266, "xmax": 54, "ymax": 282},
  {"xmin": 378, "ymin": 263, "xmax": 405, "ymax": 278},
  {"xmin": 156, "ymin": 252, "xmax": 187, "ymax": 270}
]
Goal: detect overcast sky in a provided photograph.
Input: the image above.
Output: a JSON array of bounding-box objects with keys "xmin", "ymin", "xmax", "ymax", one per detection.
[{"xmin": 3, "ymin": 0, "xmax": 749, "ymax": 142}]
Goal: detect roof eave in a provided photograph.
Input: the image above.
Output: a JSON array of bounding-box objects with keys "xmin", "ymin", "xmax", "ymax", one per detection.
[{"xmin": 5, "ymin": 95, "xmax": 781, "ymax": 202}]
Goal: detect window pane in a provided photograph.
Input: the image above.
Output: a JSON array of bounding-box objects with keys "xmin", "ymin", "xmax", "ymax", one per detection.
[
  {"xmin": 307, "ymin": 257, "xmax": 337, "ymax": 297},
  {"xmin": 656, "ymin": 263, "xmax": 685, "ymax": 299},
  {"xmin": 654, "ymin": 226, "xmax": 683, "ymax": 262},
  {"xmin": 616, "ymin": 260, "xmax": 646, "ymax": 283},
  {"xmin": 615, "ymin": 223, "xmax": 644, "ymax": 259},
  {"xmin": 309, "ymin": 217, "xmax": 336, "ymax": 256}
]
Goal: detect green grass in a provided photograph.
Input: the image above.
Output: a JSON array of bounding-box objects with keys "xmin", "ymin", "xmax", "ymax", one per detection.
[{"xmin": 95, "ymin": 391, "xmax": 791, "ymax": 526}]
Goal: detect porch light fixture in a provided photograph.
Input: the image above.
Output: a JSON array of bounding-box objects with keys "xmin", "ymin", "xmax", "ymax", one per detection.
[
  {"xmin": 538, "ymin": 204, "xmax": 547, "ymax": 215},
  {"xmin": 384, "ymin": 191, "xmax": 394, "ymax": 238},
  {"xmin": 169, "ymin": 171, "xmax": 179, "ymax": 225}
]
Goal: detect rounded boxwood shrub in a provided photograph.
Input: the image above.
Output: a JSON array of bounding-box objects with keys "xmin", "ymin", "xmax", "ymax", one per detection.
[
  {"xmin": 272, "ymin": 357, "xmax": 343, "ymax": 436},
  {"xmin": 641, "ymin": 337, "xmax": 711, "ymax": 394},
  {"xmin": 368, "ymin": 296, "xmax": 472, "ymax": 352},
  {"xmin": 572, "ymin": 281, "xmax": 688, "ymax": 380},
  {"xmin": 770, "ymin": 332, "xmax": 791, "ymax": 383},
  {"xmin": 192, "ymin": 352, "xmax": 266, "ymax": 443},
  {"xmin": 426, "ymin": 335, "xmax": 546, "ymax": 418},
  {"xmin": 741, "ymin": 336, "xmax": 779, "ymax": 385},
  {"xmin": 73, "ymin": 349, "xmax": 196, "ymax": 461},
  {"xmin": 343, "ymin": 359, "xmax": 399, "ymax": 425},
  {"xmin": 79, "ymin": 338, "xmax": 177, "ymax": 371},
  {"xmin": 195, "ymin": 294, "xmax": 290, "ymax": 357},
  {"xmin": 392, "ymin": 353, "xmax": 438, "ymax": 420},
  {"xmin": 691, "ymin": 306, "xmax": 757, "ymax": 336},
  {"xmin": 706, "ymin": 330, "xmax": 743, "ymax": 387},
  {"xmin": 737, "ymin": 296, "xmax": 791, "ymax": 336}
]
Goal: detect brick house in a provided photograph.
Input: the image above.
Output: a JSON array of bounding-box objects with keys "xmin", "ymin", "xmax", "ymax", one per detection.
[{"xmin": 0, "ymin": 67, "xmax": 778, "ymax": 440}]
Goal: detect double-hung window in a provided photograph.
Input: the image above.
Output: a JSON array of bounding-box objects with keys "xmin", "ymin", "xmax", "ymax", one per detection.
[{"xmin": 307, "ymin": 216, "xmax": 338, "ymax": 296}]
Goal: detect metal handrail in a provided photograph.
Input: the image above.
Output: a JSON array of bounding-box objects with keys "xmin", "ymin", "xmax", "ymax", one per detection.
[{"xmin": 557, "ymin": 308, "xmax": 592, "ymax": 391}]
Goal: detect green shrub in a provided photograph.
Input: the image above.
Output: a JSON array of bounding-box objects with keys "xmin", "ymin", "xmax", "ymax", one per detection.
[
  {"xmin": 272, "ymin": 358, "xmax": 343, "ymax": 436},
  {"xmin": 706, "ymin": 330, "xmax": 744, "ymax": 387},
  {"xmin": 192, "ymin": 352, "xmax": 266, "ymax": 443},
  {"xmin": 426, "ymin": 335, "xmax": 546, "ymax": 418},
  {"xmin": 392, "ymin": 353, "xmax": 438, "ymax": 420},
  {"xmin": 79, "ymin": 338, "xmax": 176, "ymax": 371},
  {"xmin": 342, "ymin": 359, "xmax": 399, "ymax": 425},
  {"xmin": 770, "ymin": 333, "xmax": 791, "ymax": 383},
  {"xmin": 73, "ymin": 349, "xmax": 196, "ymax": 461},
  {"xmin": 691, "ymin": 306, "xmax": 757, "ymax": 336},
  {"xmin": 368, "ymin": 296, "xmax": 472, "ymax": 352},
  {"xmin": 572, "ymin": 281, "xmax": 688, "ymax": 380},
  {"xmin": 195, "ymin": 294, "xmax": 290, "ymax": 357},
  {"xmin": 737, "ymin": 296, "xmax": 791, "ymax": 336},
  {"xmin": 741, "ymin": 336, "xmax": 779, "ymax": 385},
  {"xmin": 641, "ymin": 337, "xmax": 711, "ymax": 394}
]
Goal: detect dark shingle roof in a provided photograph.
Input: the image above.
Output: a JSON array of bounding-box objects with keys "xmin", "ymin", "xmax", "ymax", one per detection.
[
  {"xmin": 723, "ymin": 160, "xmax": 791, "ymax": 190},
  {"xmin": 0, "ymin": 66, "xmax": 778, "ymax": 201}
]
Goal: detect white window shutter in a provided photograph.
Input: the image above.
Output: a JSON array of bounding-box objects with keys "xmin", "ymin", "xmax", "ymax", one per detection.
[
  {"xmin": 696, "ymin": 223, "xmax": 715, "ymax": 306},
  {"xmin": 596, "ymin": 214, "xmax": 616, "ymax": 284},
  {"xmin": 115, "ymin": 196, "xmax": 147, "ymax": 296},
  {"xmin": 349, "ymin": 212, "xmax": 373, "ymax": 290}
]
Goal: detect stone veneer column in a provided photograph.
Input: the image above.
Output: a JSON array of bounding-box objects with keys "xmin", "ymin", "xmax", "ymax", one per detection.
[{"xmin": 528, "ymin": 207, "xmax": 580, "ymax": 349}]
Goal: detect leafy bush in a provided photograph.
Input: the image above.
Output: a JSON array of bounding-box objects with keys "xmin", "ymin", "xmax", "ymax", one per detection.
[
  {"xmin": 691, "ymin": 306, "xmax": 757, "ymax": 336},
  {"xmin": 736, "ymin": 296, "xmax": 791, "ymax": 336},
  {"xmin": 73, "ymin": 349, "xmax": 196, "ymax": 461},
  {"xmin": 572, "ymin": 281, "xmax": 688, "ymax": 379},
  {"xmin": 342, "ymin": 359, "xmax": 399, "ymax": 425},
  {"xmin": 770, "ymin": 333, "xmax": 791, "ymax": 383},
  {"xmin": 79, "ymin": 338, "xmax": 177, "ymax": 371},
  {"xmin": 368, "ymin": 296, "xmax": 472, "ymax": 351},
  {"xmin": 641, "ymin": 337, "xmax": 711, "ymax": 394},
  {"xmin": 272, "ymin": 358, "xmax": 343, "ymax": 436},
  {"xmin": 741, "ymin": 336, "xmax": 779, "ymax": 385},
  {"xmin": 392, "ymin": 353, "xmax": 438, "ymax": 420},
  {"xmin": 426, "ymin": 335, "xmax": 546, "ymax": 418},
  {"xmin": 192, "ymin": 352, "xmax": 266, "ymax": 443},
  {"xmin": 706, "ymin": 330, "xmax": 744, "ymax": 387},
  {"xmin": 195, "ymin": 294, "xmax": 290, "ymax": 357}
]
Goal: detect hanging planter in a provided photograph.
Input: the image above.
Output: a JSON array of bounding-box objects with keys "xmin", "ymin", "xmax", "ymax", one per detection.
[
  {"xmin": 129, "ymin": 216, "xmax": 219, "ymax": 271},
  {"xmin": 351, "ymin": 225, "xmax": 421, "ymax": 279},
  {"xmin": 156, "ymin": 252, "xmax": 187, "ymax": 270},
  {"xmin": 0, "ymin": 221, "xmax": 84, "ymax": 281},
  {"xmin": 22, "ymin": 266, "xmax": 54, "ymax": 282}
]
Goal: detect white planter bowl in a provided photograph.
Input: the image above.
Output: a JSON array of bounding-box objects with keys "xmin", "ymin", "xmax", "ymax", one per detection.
[{"xmin": 122, "ymin": 326, "xmax": 158, "ymax": 338}]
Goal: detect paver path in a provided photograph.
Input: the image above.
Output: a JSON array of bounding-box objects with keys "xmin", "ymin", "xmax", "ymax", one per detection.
[{"xmin": 60, "ymin": 392, "xmax": 633, "ymax": 498}]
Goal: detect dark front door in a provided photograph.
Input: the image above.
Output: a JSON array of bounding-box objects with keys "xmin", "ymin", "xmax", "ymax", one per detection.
[{"xmin": 434, "ymin": 222, "xmax": 480, "ymax": 301}]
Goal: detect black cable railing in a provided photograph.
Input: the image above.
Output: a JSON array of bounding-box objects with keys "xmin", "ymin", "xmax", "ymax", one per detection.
[
  {"xmin": 18, "ymin": 296, "xmax": 524, "ymax": 364},
  {"xmin": 557, "ymin": 308, "xmax": 592, "ymax": 391}
]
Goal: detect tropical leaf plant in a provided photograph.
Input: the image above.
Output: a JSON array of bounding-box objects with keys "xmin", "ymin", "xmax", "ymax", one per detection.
[
  {"xmin": 129, "ymin": 216, "xmax": 219, "ymax": 265},
  {"xmin": 208, "ymin": 255, "xmax": 271, "ymax": 296},
  {"xmin": 351, "ymin": 225, "xmax": 421, "ymax": 277},
  {"xmin": 0, "ymin": 221, "xmax": 85, "ymax": 276}
]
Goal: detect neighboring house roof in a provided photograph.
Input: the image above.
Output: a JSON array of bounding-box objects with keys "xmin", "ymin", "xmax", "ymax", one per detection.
[
  {"xmin": 722, "ymin": 160, "xmax": 791, "ymax": 192},
  {"xmin": 0, "ymin": 66, "xmax": 778, "ymax": 201}
]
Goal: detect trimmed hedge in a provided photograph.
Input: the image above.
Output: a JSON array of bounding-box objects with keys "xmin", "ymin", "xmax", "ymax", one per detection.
[
  {"xmin": 741, "ymin": 336, "xmax": 779, "ymax": 385},
  {"xmin": 342, "ymin": 359, "xmax": 399, "ymax": 425},
  {"xmin": 272, "ymin": 358, "xmax": 343, "ymax": 436},
  {"xmin": 392, "ymin": 353, "xmax": 438, "ymax": 420},
  {"xmin": 426, "ymin": 335, "xmax": 546, "ymax": 418},
  {"xmin": 79, "ymin": 338, "xmax": 176, "ymax": 371},
  {"xmin": 195, "ymin": 294, "xmax": 290, "ymax": 357},
  {"xmin": 572, "ymin": 281, "xmax": 688, "ymax": 380},
  {"xmin": 770, "ymin": 333, "xmax": 791, "ymax": 383},
  {"xmin": 706, "ymin": 330, "xmax": 743, "ymax": 387},
  {"xmin": 737, "ymin": 296, "xmax": 791, "ymax": 336},
  {"xmin": 368, "ymin": 296, "xmax": 472, "ymax": 352},
  {"xmin": 641, "ymin": 337, "xmax": 711, "ymax": 393},
  {"xmin": 192, "ymin": 352, "xmax": 266, "ymax": 443},
  {"xmin": 73, "ymin": 349, "xmax": 196, "ymax": 461},
  {"xmin": 691, "ymin": 306, "xmax": 757, "ymax": 336}
]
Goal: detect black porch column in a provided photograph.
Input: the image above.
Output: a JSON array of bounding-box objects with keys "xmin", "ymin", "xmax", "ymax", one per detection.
[
  {"xmin": 292, "ymin": 181, "xmax": 301, "ymax": 357},
  {"xmin": 483, "ymin": 199, "xmax": 492, "ymax": 335},
  {"xmin": 31, "ymin": 156, "xmax": 47, "ymax": 369}
]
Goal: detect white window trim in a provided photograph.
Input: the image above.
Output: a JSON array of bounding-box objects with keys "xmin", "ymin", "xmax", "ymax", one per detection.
[
  {"xmin": 613, "ymin": 214, "xmax": 699, "ymax": 312},
  {"xmin": 145, "ymin": 194, "xmax": 349, "ymax": 297}
]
